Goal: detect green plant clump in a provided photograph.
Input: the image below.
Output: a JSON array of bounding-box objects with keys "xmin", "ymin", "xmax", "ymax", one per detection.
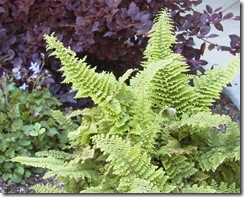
[
  {"xmin": 12, "ymin": 10, "xmax": 240, "ymax": 193},
  {"xmin": 0, "ymin": 78, "xmax": 71, "ymax": 184}
]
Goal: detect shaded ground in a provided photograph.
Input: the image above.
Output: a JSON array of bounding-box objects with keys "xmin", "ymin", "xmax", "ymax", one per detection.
[{"xmin": 0, "ymin": 92, "xmax": 240, "ymax": 193}]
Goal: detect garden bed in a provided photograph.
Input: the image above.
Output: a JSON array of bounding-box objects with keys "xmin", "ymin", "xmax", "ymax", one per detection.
[{"xmin": 0, "ymin": 92, "xmax": 240, "ymax": 194}]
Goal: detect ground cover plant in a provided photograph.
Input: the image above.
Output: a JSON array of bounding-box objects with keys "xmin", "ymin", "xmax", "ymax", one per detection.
[
  {"xmin": 0, "ymin": 0, "xmax": 240, "ymax": 106},
  {"xmin": 0, "ymin": 73, "xmax": 71, "ymax": 184},
  {"xmin": 11, "ymin": 9, "xmax": 240, "ymax": 193}
]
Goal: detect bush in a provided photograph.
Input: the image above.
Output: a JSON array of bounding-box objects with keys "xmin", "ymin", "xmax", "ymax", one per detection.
[
  {"xmin": 0, "ymin": 74, "xmax": 69, "ymax": 184},
  {"xmin": 0, "ymin": 0, "xmax": 240, "ymax": 105}
]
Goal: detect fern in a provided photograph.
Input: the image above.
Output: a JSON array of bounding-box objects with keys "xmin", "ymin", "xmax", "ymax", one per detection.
[
  {"xmin": 51, "ymin": 110, "xmax": 78, "ymax": 131},
  {"xmin": 193, "ymin": 56, "xmax": 240, "ymax": 109},
  {"xmin": 142, "ymin": 9, "xmax": 176, "ymax": 65},
  {"xmin": 92, "ymin": 133, "xmax": 175, "ymax": 193},
  {"xmin": 11, "ymin": 156, "xmax": 64, "ymax": 170},
  {"xmin": 181, "ymin": 184, "xmax": 217, "ymax": 193},
  {"xmin": 35, "ymin": 150, "xmax": 75, "ymax": 160},
  {"xmin": 11, "ymin": 9, "xmax": 240, "ymax": 193},
  {"xmin": 31, "ymin": 184, "xmax": 65, "ymax": 193}
]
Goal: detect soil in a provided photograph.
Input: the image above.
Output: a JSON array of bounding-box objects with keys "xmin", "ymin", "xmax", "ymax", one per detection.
[{"xmin": 0, "ymin": 92, "xmax": 240, "ymax": 194}]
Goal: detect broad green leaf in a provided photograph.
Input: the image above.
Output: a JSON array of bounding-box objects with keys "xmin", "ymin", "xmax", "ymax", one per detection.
[
  {"xmin": 33, "ymin": 167, "xmax": 44, "ymax": 174},
  {"xmin": 0, "ymin": 141, "xmax": 7, "ymax": 152},
  {"xmin": 15, "ymin": 165, "xmax": 25, "ymax": 175},
  {"xmin": 25, "ymin": 170, "xmax": 31, "ymax": 178},
  {"xmin": 30, "ymin": 130, "xmax": 39, "ymax": 136},
  {"xmin": 0, "ymin": 112, "xmax": 7, "ymax": 124},
  {"xmin": 39, "ymin": 128, "xmax": 46, "ymax": 135},
  {"xmin": 2, "ymin": 172, "xmax": 11, "ymax": 182},
  {"xmin": 19, "ymin": 138, "xmax": 31, "ymax": 146},
  {"xmin": 11, "ymin": 173, "xmax": 22, "ymax": 183},
  {"xmin": 11, "ymin": 118, "xmax": 23, "ymax": 131},
  {"xmin": 47, "ymin": 128, "xmax": 59, "ymax": 137},
  {"xmin": 22, "ymin": 125, "xmax": 34, "ymax": 136},
  {"xmin": 59, "ymin": 133, "xmax": 68, "ymax": 143},
  {"xmin": 5, "ymin": 148, "xmax": 15, "ymax": 157},
  {"xmin": 34, "ymin": 123, "xmax": 41, "ymax": 131},
  {"xmin": 0, "ymin": 155, "xmax": 5, "ymax": 163},
  {"xmin": 3, "ymin": 162, "xmax": 14, "ymax": 169}
]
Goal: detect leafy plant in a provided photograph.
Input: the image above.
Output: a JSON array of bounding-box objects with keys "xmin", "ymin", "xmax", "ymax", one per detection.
[
  {"xmin": 12, "ymin": 9, "xmax": 240, "ymax": 193},
  {"xmin": 0, "ymin": 75, "xmax": 71, "ymax": 184},
  {"xmin": 0, "ymin": 0, "xmax": 240, "ymax": 105}
]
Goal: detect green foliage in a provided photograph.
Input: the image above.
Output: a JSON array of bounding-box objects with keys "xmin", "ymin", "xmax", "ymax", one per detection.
[
  {"xmin": 12, "ymin": 9, "xmax": 240, "ymax": 193},
  {"xmin": 0, "ymin": 78, "xmax": 69, "ymax": 184},
  {"xmin": 31, "ymin": 184, "xmax": 65, "ymax": 193}
]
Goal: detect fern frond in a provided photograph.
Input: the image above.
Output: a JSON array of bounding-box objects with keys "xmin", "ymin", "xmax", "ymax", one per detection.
[
  {"xmin": 217, "ymin": 181, "xmax": 240, "ymax": 193},
  {"xmin": 148, "ymin": 54, "xmax": 198, "ymax": 116},
  {"xmin": 92, "ymin": 134, "xmax": 175, "ymax": 193},
  {"xmin": 117, "ymin": 175, "xmax": 160, "ymax": 193},
  {"xmin": 193, "ymin": 54, "xmax": 240, "ymax": 109},
  {"xmin": 157, "ymin": 138, "xmax": 197, "ymax": 156},
  {"xmin": 161, "ymin": 154, "xmax": 197, "ymax": 185},
  {"xmin": 35, "ymin": 150, "xmax": 75, "ymax": 160},
  {"xmin": 181, "ymin": 184, "xmax": 217, "ymax": 193},
  {"xmin": 11, "ymin": 156, "xmax": 64, "ymax": 170},
  {"xmin": 142, "ymin": 9, "xmax": 176, "ymax": 66},
  {"xmin": 67, "ymin": 109, "xmax": 83, "ymax": 118},
  {"xmin": 198, "ymin": 122, "xmax": 240, "ymax": 172},
  {"xmin": 44, "ymin": 167, "xmax": 100, "ymax": 182},
  {"xmin": 31, "ymin": 183, "xmax": 65, "ymax": 193},
  {"xmin": 180, "ymin": 112, "xmax": 231, "ymax": 129},
  {"xmin": 44, "ymin": 34, "xmax": 120, "ymax": 112},
  {"xmin": 80, "ymin": 185, "xmax": 118, "ymax": 193},
  {"xmin": 51, "ymin": 109, "xmax": 78, "ymax": 131}
]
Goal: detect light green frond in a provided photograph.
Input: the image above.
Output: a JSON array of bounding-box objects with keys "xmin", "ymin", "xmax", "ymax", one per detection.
[
  {"xmin": 92, "ymin": 134, "xmax": 174, "ymax": 193},
  {"xmin": 118, "ymin": 175, "xmax": 160, "ymax": 193},
  {"xmin": 143, "ymin": 9, "xmax": 176, "ymax": 66},
  {"xmin": 198, "ymin": 122, "xmax": 240, "ymax": 172},
  {"xmin": 181, "ymin": 184, "xmax": 217, "ymax": 193},
  {"xmin": 31, "ymin": 183, "xmax": 66, "ymax": 193},
  {"xmin": 35, "ymin": 150, "xmax": 75, "ymax": 160},
  {"xmin": 11, "ymin": 156, "xmax": 64, "ymax": 170},
  {"xmin": 51, "ymin": 109, "xmax": 78, "ymax": 131},
  {"xmin": 80, "ymin": 185, "xmax": 118, "ymax": 193},
  {"xmin": 44, "ymin": 167, "xmax": 100, "ymax": 182},
  {"xmin": 193, "ymin": 54, "xmax": 240, "ymax": 109},
  {"xmin": 157, "ymin": 138, "xmax": 197, "ymax": 156},
  {"xmin": 44, "ymin": 34, "xmax": 118, "ymax": 107},
  {"xmin": 148, "ymin": 54, "xmax": 198, "ymax": 116},
  {"xmin": 180, "ymin": 112, "xmax": 231, "ymax": 129},
  {"xmin": 67, "ymin": 109, "xmax": 83, "ymax": 118},
  {"xmin": 161, "ymin": 154, "xmax": 197, "ymax": 185}
]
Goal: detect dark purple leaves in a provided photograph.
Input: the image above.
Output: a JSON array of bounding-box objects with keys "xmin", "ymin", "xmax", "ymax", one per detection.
[
  {"xmin": 76, "ymin": 17, "xmax": 84, "ymax": 27},
  {"xmin": 223, "ymin": 12, "xmax": 233, "ymax": 20},
  {"xmin": 0, "ymin": 6, "xmax": 5, "ymax": 12},
  {"xmin": 200, "ymin": 14, "xmax": 209, "ymax": 22},
  {"xmin": 91, "ymin": 21, "xmax": 100, "ymax": 32},
  {"xmin": 214, "ymin": 23, "xmax": 223, "ymax": 31},
  {"xmin": 200, "ymin": 26, "xmax": 210, "ymax": 35},
  {"xmin": 214, "ymin": 7, "xmax": 222, "ymax": 12},
  {"xmin": 104, "ymin": 31, "xmax": 114, "ymax": 37},
  {"xmin": 206, "ymin": 34, "xmax": 219, "ymax": 39},
  {"xmin": 229, "ymin": 34, "xmax": 240, "ymax": 48},
  {"xmin": 233, "ymin": 16, "xmax": 240, "ymax": 21},
  {"xmin": 206, "ymin": 5, "xmax": 213, "ymax": 14}
]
